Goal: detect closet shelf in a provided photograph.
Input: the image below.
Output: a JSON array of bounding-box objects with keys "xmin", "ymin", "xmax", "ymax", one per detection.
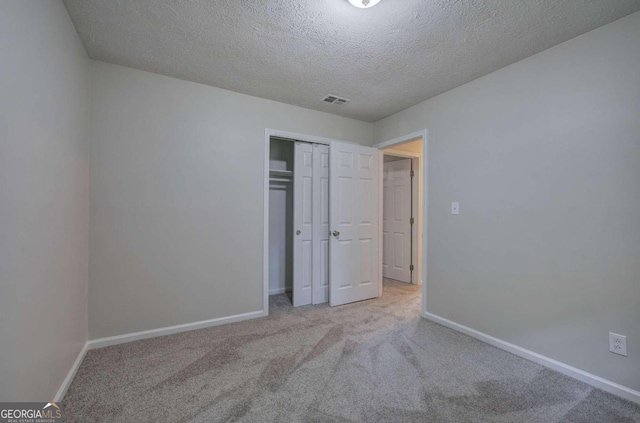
[
  {"xmin": 269, "ymin": 177, "xmax": 292, "ymax": 183},
  {"xmin": 269, "ymin": 169, "xmax": 293, "ymax": 177}
]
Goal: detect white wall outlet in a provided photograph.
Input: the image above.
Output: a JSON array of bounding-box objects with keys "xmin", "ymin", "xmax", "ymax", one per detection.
[
  {"xmin": 609, "ymin": 332, "xmax": 627, "ymax": 357},
  {"xmin": 451, "ymin": 202, "xmax": 460, "ymax": 215}
]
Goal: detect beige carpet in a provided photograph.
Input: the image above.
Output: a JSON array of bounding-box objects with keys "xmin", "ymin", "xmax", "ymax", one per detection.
[{"xmin": 63, "ymin": 280, "xmax": 639, "ymax": 422}]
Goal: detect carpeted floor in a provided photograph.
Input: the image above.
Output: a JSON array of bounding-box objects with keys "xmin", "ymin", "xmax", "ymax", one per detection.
[{"xmin": 63, "ymin": 280, "xmax": 640, "ymax": 422}]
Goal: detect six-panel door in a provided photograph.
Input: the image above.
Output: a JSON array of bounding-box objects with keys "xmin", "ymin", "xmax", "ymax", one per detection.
[
  {"xmin": 293, "ymin": 142, "xmax": 314, "ymax": 306},
  {"xmin": 329, "ymin": 142, "xmax": 380, "ymax": 307},
  {"xmin": 382, "ymin": 158, "xmax": 412, "ymax": 283},
  {"xmin": 312, "ymin": 144, "xmax": 330, "ymax": 304}
]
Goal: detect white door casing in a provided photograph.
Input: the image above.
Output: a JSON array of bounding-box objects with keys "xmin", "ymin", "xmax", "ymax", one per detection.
[
  {"xmin": 293, "ymin": 142, "xmax": 313, "ymax": 306},
  {"xmin": 312, "ymin": 144, "xmax": 330, "ymax": 304},
  {"xmin": 382, "ymin": 159, "xmax": 412, "ymax": 283},
  {"xmin": 329, "ymin": 142, "xmax": 380, "ymax": 307}
]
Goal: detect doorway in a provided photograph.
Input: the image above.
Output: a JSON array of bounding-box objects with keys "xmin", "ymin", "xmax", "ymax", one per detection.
[
  {"xmin": 379, "ymin": 137, "xmax": 425, "ymax": 287},
  {"xmin": 382, "ymin": 155, "xmax": 415, "ymax": 283}
]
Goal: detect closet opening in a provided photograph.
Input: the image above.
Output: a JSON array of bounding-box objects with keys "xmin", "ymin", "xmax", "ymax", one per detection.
[
  {"xmin": 265, "ymin": 128, "xmax": 401, "ymax": 315},
  {"xmin": 268, "ymin": 138, "xmax": 294, "ymax": 306},
  {"xmin": 267, "ymin": 136, "xmax": 330, "ymax": 311}
]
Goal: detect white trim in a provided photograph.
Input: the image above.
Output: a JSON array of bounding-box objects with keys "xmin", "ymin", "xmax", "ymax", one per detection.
[
  {"xmin": 373, "ymin": 130, "xmax": 425, "ymax": 150},
  {"xmin": 423, "ymin": 311, "xmax": 640, "ymax": 405},
  {"xmin": 88, "ymin": 310, "xmax": 266, "ymax": 349},
  {"xmin": 380, "ymin": 148, "xmax": 421, "ymax": 160},
  {"xmin": 53, "ymin": 342, "xmax": 88, "ymax": 401},
  {"xmin": 264, "ymin": 132, "xmax": 271, "ymax": 316},
  {"xmin": 375, "ymin": 129, "xmax": 428, "ymax": 306}
]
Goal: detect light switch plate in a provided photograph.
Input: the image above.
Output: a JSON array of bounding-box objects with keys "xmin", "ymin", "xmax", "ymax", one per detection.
[
  {"xmin": 451, "ymin": 202, "xmax": 460, "ymax": 215},
  {"xmin": 609, "ymin": 332, "xmax": 627, "ymax": 357}
]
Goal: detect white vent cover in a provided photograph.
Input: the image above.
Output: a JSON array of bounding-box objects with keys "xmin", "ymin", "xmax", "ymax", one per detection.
[{"xmin": 322, "ymin": 95, "xmax": 350, "ymax": 106}]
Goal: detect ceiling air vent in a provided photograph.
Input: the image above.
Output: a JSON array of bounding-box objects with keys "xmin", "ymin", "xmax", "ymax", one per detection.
[{"xmin": 322, "ymin": 95, "xmax": 350, "ymax": 106}]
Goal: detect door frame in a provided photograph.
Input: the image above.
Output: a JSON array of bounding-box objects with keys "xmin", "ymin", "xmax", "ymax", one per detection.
[
  {"xmin": 263, "ymin": 129, "xmax": 353, "ymax": 316},
  {"xmin": 373, "ymin": 130, "xmax": 428, "ymax": 313},
  {"xmin": 382, "ymin": 152, "xmax": 421, "ymax": 284}
]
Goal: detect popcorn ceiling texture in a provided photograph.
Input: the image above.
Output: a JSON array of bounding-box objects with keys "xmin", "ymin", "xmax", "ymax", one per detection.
[{"xmin": 63, "ymin": 0, "xmax": 640, "ymax": 122}]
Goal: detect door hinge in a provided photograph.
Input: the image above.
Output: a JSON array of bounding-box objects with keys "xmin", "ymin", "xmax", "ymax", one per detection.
[
  {"xmin": 410, "ymin": 170, "xmax": 415, "ymax": 178},
  {"xmin": 410, "ymin": 264, "xmax": 414, "ymax": 272},
  {"xmin": 410, "ymin": 217, "xmax": 415, "ymax": 225}
]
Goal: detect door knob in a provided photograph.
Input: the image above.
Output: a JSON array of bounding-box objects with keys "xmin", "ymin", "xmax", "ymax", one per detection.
[
  {"xmin": 332, "ymin": 230, "xmax": 340, "ymax": 237},
  {"xmin": 296, "ymin": 230, "xmax": 301, "ymax": 236}
]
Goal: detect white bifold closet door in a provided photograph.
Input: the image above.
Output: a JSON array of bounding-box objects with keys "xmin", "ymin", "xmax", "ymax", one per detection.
[
  {"xmin": 382, "ymin": 159, "xmax": 412, "ymax": 283},
  {"xmin": 312, "ymin": 144, "xmax": 330, "ymax": 305},
  {"xmin": 293, "ymin": 142, "xmax": 314, "ymax": 307},
  {"xmin": 329, "ymin": 142, "xmax": 381, "ymax": 307}
]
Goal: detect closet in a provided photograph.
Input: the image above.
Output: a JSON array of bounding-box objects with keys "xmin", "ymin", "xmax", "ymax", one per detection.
[
  {"xmin": 268, "ymin": 138, "xmax": 329, "ymax": 307},
  {"xmin": 267, "ymin": 135, "xmax": 382, "ymax": 309},
  {"xmin": 268, "ymin": 139, "xmax": 294, "ymax": 301}
]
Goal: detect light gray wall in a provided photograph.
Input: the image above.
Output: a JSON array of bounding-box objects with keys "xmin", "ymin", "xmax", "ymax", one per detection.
[
  {"xmin": 374, "ymin": 12, "xmax": 640, "ymax": 390},
  {"xmin": 89, "ymin": 62, "xmax": 372, "ymax": 339},
  {"xmin": 0, "ymin": 1, "xmax": 90, "ymax": 400}
]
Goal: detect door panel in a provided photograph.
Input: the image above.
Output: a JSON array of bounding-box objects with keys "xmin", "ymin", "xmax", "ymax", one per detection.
[
  {"xmin": 312, "ymin": 144, "xmax": 329, "ymax": 304},
  {"xmin": 382, "ymin": 159, "xmax": 412, "ymax": 283},
  {"xmin": 329, "ymin": 142, "xmax": 380, "ymax": 306},
  {"xmin": 294, "ymin": 142, "xmax": 313, "ymax": 306}
]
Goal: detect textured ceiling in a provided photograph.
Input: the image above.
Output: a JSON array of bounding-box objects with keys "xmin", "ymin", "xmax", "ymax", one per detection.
[{"xmin": 63, "ymin": 0, "xmax": 640, "ymax": 122}]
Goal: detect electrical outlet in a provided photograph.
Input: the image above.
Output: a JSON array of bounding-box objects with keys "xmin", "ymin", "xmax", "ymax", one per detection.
[
  {"xmin": 609, "ymin": 333, "xmax": 627, "ymax": 357},
  {"xmin": 451, "ymin": 202, "xmax": 460, "ymax": 215}
]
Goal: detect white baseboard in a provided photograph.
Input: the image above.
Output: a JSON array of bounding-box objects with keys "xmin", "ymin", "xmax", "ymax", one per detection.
[
  {"xmin": 423, "ymin": 311, "xmax": 640, "ymax": 405},
  {"xmin": 54, "ymin": 341, "xmax": 88, "ymax": 402},
  {"xmin": 88, "ymin": 310, "xmax": 267, "ymax": 350}
]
